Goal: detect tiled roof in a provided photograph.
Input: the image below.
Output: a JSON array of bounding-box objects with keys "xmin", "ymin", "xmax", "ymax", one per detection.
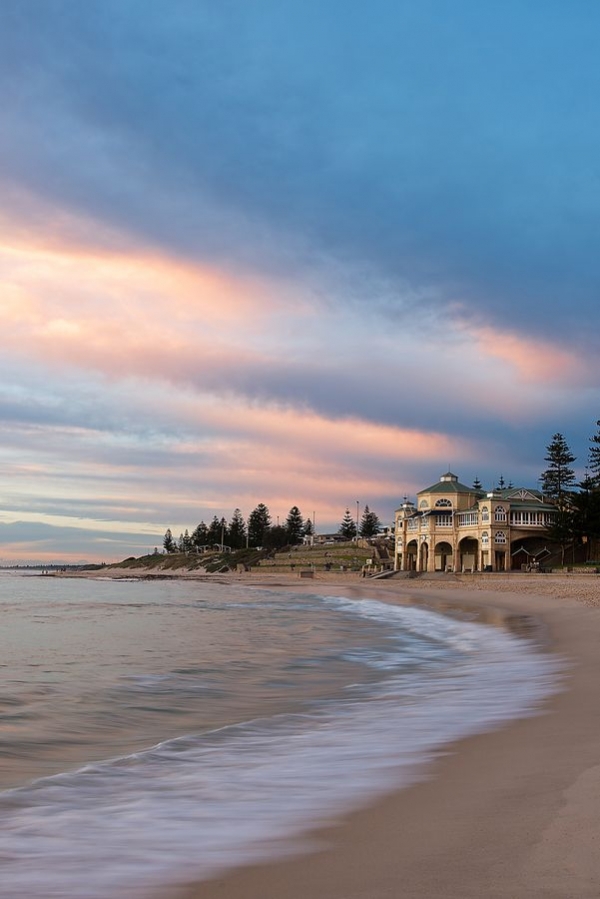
[
  {"xmin": 499, "ymin": 487, "xmax": 545, "ymax": 501},
  {"xmin": 418, "ymin": 480, "xmax": 484, "ymax": 495}
]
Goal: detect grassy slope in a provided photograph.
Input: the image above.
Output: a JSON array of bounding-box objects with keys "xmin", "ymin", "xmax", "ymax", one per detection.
[{"xmin": 110, "ymin": 541, "xmax": 385, "ymax": 574}]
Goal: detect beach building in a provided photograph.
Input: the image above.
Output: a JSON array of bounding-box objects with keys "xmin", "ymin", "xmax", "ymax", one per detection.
[{"xmin": 394, "ymin": 472, "xmax": 556, "ymax": 573}]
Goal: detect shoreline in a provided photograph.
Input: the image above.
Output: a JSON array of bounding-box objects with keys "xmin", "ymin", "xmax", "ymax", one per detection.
[
  {"xmin": 56, "ymin": 563, "xmax": 600, "ymax": 603},
  {"xmin": 149, "ymin": 574, "xmax": 600, "ymax": 899}
]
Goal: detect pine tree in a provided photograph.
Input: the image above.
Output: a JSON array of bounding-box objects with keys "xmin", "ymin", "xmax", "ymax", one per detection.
[
  {"xmin": 207, "ymin": 516, "xmax": 224, "ymax": 545},
  {"xmin": 264, "ymin": 524, "xmax": 288, "ymax": 550},
  {"xmin": 163, "ymin": 528, "xmax": 176, "ymax": 553},
  {"xmin": 584, "ymin": 422, "xmax": 600, "ymax": 559},
  {"xmin": 247, "ymin": 503, "xmax": 272, "ymax": 547},
  {"xmin": 228, "ymin": 508, "xmax": 247, "ymax": 549},
  {"xmin": 180, "ymin": 529, "xmax": 192, "ymax": 553},
  {"xmin": 541, "ymin": 433, "xmax": 577, "ymax": 566},
  {"xmin": 541, "ymin": 433, "xmax": 576, "ymax": 504},
  {"xmin": 589, "ymin": 421, "xmax": 600, "ymax": 487},
  {"xmin": 191, "ymin": 521, "xmax": 209, "ymax": 549},
  {"xmin": 285, "ymin": 506, "xmax": 304, "ymax": 545},
  {"xmin": 303, "ymin": 518, "xmax": 314, "ymax": 539},
  {"xmin": 219, "ymin": 517, "xmax": 228, "ymax": 546},
  {"xmin": 547, "ymin": 506, "xmax": 576, "ymax": 567},
  {"xmin": 338, "ymin": 508, "xmax": 357, "ymax": 540},
  {"xmin": 359, "ymin": 505, "xmax": 381, "ymax": 538}
]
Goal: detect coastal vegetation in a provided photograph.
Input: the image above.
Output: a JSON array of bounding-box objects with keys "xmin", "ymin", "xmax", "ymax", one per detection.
[
  {"xmin": 116, "ymin": 540, "xmax": 380, "ymax": 576},
  {"xmin": 162, "ymin": 503, "xmax": 383, "ymax": 556}
]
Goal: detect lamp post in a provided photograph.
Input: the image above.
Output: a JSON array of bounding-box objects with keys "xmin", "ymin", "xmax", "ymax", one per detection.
[{"xmin": 356, "ymin": 500, "xmax": 360, "ymax": 542}]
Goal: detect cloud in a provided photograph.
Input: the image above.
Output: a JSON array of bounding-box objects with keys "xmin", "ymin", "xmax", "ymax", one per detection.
[
  {"xmin": 455, "ymin": 323, "xmax": 593, "ymax": 388},
  {"xmin": 2, "ymin": 0, "xmax": 600, "ymax": 348},
  {"xmin": 3, "ymin": 227, "xmax": 596, "ymax": 430},
  {"xmin": 0, "ymin": 519, "xmax": 158, "ymax": 565}
]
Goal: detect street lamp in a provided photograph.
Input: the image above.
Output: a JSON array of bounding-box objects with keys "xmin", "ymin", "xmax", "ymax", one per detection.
[{"xmin": 356, "ymin": 500, "xmax": 360, "ymax": 542}]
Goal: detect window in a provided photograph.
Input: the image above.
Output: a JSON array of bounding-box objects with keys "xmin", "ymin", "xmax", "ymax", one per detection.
[
  {"xmin": 419, "ymin": 499, "xmax": 429, "ymax": 509},
  {"xmin": 435, "ymin": 498, "xmax": 452, "ymax": 507},
  {"xmin": 494, "ymin": 531, "xmax": 507, "ymax": 544},
  {"xmin": 481, "ymin": 506, "xmax": 489, "ymax": 522},
  {"xmin": 494, "ymin": 505, "xmax": 507, "ymax": 522},
  {"xmin": 481, "ymin": 531, "xmax": 489, "ymax": 546},
  {"xmin": 457, "ymin": 512, "xmax": 478, "ymax": 526},
  {"xmin": 436, "ymin": 513, "xmax": 452, "ymax": 527},
  {"xmin": 511, "ymin": 510, "xmax": 550, "ymax": 526}
]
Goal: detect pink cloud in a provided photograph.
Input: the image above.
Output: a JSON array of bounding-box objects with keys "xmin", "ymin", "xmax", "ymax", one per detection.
[
  {"xmin": 0, "ymin": 380, "xmax": 470, "ymax": 551},
  {"xmin": 0, "ymin": 233, "xmax": 318, "ymax": 393},
  {"xmin": 460, "ymin": 323, "xmax": 589, "ymax": 386},
  {"xmin": 135, "ymin": 395, "xmax": 472, "ymax": 521},
  {"xmin": 199, "ymin": 401, "xmax": 461, "ymax": 462}
]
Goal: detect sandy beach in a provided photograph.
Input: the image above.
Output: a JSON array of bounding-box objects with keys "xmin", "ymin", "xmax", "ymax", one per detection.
[{"xmin": 132, "ymin": 571, "xmax": 600, "ymax": 899}]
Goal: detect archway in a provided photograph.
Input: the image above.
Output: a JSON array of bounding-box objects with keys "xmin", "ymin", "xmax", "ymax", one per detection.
[
  {"xmin": 434, "ymin": 541, "xmax": 453, "ymax": 572},
  {"xmin": 458, "ymin": 537, "xmax": 479, "ymax": 572},
  {"xmin": 406, "ymin": 540, "xmax": 418, "ymax": 571},
  {"xmin": 419, "ymin": 541, "xmax": 429, "ymax": 572}
]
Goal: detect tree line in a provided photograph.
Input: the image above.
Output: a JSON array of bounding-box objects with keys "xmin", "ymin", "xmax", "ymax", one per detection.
[
  {"xmin": 162, "ymin": 503, "xmax": 382, "ymax": 553},
  {"xmin": 534, "ymin": 425, "xmax": 600, "ymax": 564}
]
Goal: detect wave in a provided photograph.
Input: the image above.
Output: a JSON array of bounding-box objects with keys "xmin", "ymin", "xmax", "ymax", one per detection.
[{"xmin": 0, "ymin": 596, "xmax": 561, "ymax": 898}]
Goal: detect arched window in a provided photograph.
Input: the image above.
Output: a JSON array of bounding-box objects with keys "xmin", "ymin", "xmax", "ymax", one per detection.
[
  {"xmin": 435, "ymin": 498, "xmax": 452, "ymax": 508},
  {"xmin": 494, "ymin": 531, "xmax": 507, "ymax": 544},
  {"xmin": 481, "ymin": 531, "xmax": 489, "ymax": 546},
  {"xmin": 419, "ymin": 499, "xmax": 429, "ymax": 509},
  {"xmin": 481, "ymin": 506, "xmax": 489, "ymax": 522},
  {"xmin": 494, "ymin": 505, "xmax": 507, "ymax": 522}
]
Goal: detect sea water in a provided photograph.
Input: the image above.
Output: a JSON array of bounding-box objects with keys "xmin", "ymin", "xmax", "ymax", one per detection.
[{"xmin": 0, "ymin": 571, "xmax": 559, "ymax": 898}]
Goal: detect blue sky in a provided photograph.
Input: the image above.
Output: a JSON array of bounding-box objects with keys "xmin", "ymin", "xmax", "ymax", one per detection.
[{"xmin": 0, "ymin": 1, "xmax": 599, "ymax": 561}]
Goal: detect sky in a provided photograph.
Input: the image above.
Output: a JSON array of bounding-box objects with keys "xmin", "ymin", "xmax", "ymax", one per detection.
[{"xmin": 1, "ymin": 0, "xmax": 599, "ymax": 563}]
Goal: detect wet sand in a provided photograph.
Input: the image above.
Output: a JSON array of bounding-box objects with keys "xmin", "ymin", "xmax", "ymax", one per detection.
[{"xmin": 153, "ymin": 573, "xmax": 600, "ymax": 899}]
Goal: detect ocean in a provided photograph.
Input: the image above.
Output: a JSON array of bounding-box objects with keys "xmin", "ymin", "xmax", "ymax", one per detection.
[{"xmin": 0, "ymin": 571, "xmax": 559, "ymax": 898}]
